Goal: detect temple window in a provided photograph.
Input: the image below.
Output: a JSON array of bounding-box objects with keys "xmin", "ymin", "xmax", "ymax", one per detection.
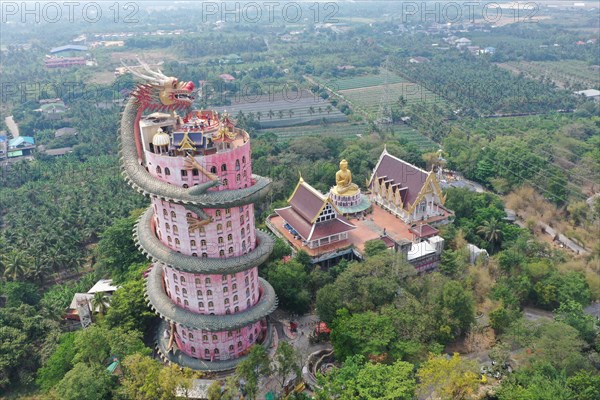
[
  {"xmin": 205, "ymin": 348, "xmax": 210, "ymax": 354},
  {"xmin": 199, "ymin": 226, "xmax": 205, "ymax": 234},
  {"xmin": 202, "ymin": 252, "xmax": 208, "ymax": 258},
  {"xmin": 219, "ymin": 249, "xmax": 225, "ymax": 257},
  {"xmin": 163, "ymin": 209, "xmax": 168, "ymax": 217},
  {"xmin": 189, "ymin": 333, "xmax": 194, "ymax": 339},
  {"xmin": 173, "ymin": 274, "xmax": 178, "ymax": 281},
  {"xmin": 167, "ymin": 236, "xmax": 172, "ymax": 243},
  {"xmin": 221, "ymin": 164, "xmax": 227, "ymax": 172},
  {"xmin": 201, "ymin": 240, "xmax": 207, "ymax": 246},
  {"xmin": 171, "ymin": 211, "xmax": 176, "ymax": 219},
  {"xmin": 165, "ymin": 168, "xmax": 171, "ymax": 175},
  {"xmin": 192, "ymin": 169, "xmax": 199, "ymax": 176},
  {"xmin": 182, "ymin": 288, "xmax": 187, "ymax": 295},
  {"xmin": 234, "ymin": 306, "xmax": 239, "ymax": 312},
  {"xmin": 205, "ymin": 277, "xmax": 211, "ymax": 284},
  {"xmin": 238, "ymin": 341, "xmax": 242, "ymax": 348},
  {"xmin": 197, "ymin": 289, "xmax": 202, "ymax": 296},
  {"xmin": 192, "ymin": 252, "xmax": 197, "ymax": 257},
  {"xmin": 223, "ymin": 286, "xmax": 228, "ymax": 293},
  {"xmin": 224, "ymin": 298, "xmax": 230, "ymax": 305},
  {"xmin": 175, "ymin": 238, "xmax": 180, "ymax": 246},
  {"xmin": 233, "ymin": 295, "xmax": 238, "ymax": 302},
  {"xmin": 218, "ymin": 237, "xmax": 224, "ymax": 244},
  {"xmin": 181, "ymin": 170, "xmax": 188, "ymax": 177},
  {"xmin": 166, "ymin": 223, "xmax": 170, "ymax": 231},
  {"xmin": 243, "ymin": 170, "xmax": 247, "ymax": 177},
  {"xmin": 225, "ymin": 208, "xmax": 231, "ymax": 216},
  {"xmin": 223, "ymin": 179, "xmax": 228, "ymax": 186},
  {"xmin": 206, "ymin": 290, "xmax": 212, "ymax": 297},
  {"xmin": 236, "ymin": 174, "xmax": 241, "ymax": 182},
  {"xmin": 240, "ymin": 215, "xmax": 244, "ymax": 224},
  {"xmin": 177, "ymin": 297, "xmax": 181, "ymax": 304},
  {"xmin": 228, "ymin": 331, "xmax": 233, "ymax": 338},
  {"xmin": 239, "ymin": 206, "xmax": 244, "ymax": 212},
  {"xmin": 217, "ymin": 223, "xmax": 223, "ymax": 232},
  {"xmin": 242, "ymin": 156, "xmax": 246, "ymax": 164},
  {"xmin": 247, "ymin": 299, "xmax": 251, "ymax": 307},
  {"xmin": 245, "ymin": 277, "xmax": 249, "ymax": 285},
  {"xmin": 212, "ymin": 335, "xmax": 218, "ymax": 341},
  {"xmin": 184, "ymin": 299, "xmax": 189, "ymax": 306},
  {"xmin": 215, "ymin": 210, "xmax": 221, "ymax": 218},
  {"xmin": 241, "ymin": 228, "xmax": 245, "ymax": 236},
  {"xmin": 181, "ymin": 276, "xmax": 186, "ymax": 283},
  {"xmin": 249, "ymin": 333, "xmax": 253, "ymax": 342},
  {"xmin": 199, "ymin": 301, "xmax": 204, "ymax": 308},
  {"xmin": 242, "ymin": 241, "xmax": 246, "ymax": 251},
  {"xmin": 246, "ymin": 288, "xmax": 250, "ymax": 297},
  {"xmin": 191, "ymin": 240, "xmax": 196, "ymax": 247},
  {"xmin": 175, "ymin": 285, "xmax": 180, "ymax": 293},
  {"xmin": 227, "ymin": 234, "xmax": 233, "ymax": 242},
  {"xmin": 208, "ymin": 301, "xmax": 214, "ymax": 308},
  {"xmin": 182, "ymin": 331, "xmax": 187, "ymax": 338},
  {"xmin": 191, "ymin": 346, "xmax": 196, "ymax": 353},
  {"xmin": 214, "ymin": 348, "xmax": 220, "ymax": 355},
  {"xmin": 235, "ymin": 159, "xmax": 240, "ymax": 171},
  {"xmin": 173, "ymin": 225, "xmax": 178, "ymax": 234},
  {"xmin": 156, "ymin": 166, "xmax": 162, "ymax": 174},
  {"xmin": 186, "ymin": 212, "xmax": 192, "ymax": 218},
  {"xmin": 210, "ymin": 166, "xmax": 217, "ymax": 174},
  {"xmin": 229, "ymin": 345, "xmax": 234, "ymax": 351},
  {"xmin": 232, "ymin": 283, "xmax": 237, "ymax": 291}
]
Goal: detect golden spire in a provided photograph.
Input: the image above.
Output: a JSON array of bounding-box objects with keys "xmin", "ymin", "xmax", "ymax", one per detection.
[{"xmin": 178, "ymin": 130, "xmax": 196, "ymax": 151}]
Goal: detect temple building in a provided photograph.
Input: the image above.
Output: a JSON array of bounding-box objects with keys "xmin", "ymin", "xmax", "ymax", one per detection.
[
  {"xmin": 268, "ymin": 149, "xmax": 452, "ymax": 270},
  {"xmin": 119, "ymin": 68, "xmax": 277, "ymax": 372},
  {"xmin": 368, "ymin": 146, "xmax": 447, "ymax": 224}
]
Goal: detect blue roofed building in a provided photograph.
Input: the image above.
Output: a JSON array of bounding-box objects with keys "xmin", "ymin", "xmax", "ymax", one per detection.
[{"xmin": 8, "ymin": 136, "xmax": 35, "ymax": 157}]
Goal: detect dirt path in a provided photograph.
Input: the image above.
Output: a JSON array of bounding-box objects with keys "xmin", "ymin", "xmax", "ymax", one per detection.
[{"xmin": 5, "ymin": 116, "xmax": 19, "ymax": 138}]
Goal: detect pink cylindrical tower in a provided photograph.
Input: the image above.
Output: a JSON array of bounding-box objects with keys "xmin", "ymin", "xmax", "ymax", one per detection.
[{"xmin": 120, "ymin": 80, "xmax": 277, "ymax": 372}]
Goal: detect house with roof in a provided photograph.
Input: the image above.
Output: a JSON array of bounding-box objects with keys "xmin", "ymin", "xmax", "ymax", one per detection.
[
  {"xmin": 455, "ymin": 37, "xmax": 472, "ymax": 49},
  {"xmin": 574, "ymin": 89, "xmax": 600, "ymax": 102},
  {"xmin": 37, "ymin": 101, "xmax": 66, "ymax": 119},
  {"xmin": 274, "ymin": 177, "xmax": 356, "ymax": 250},
  {"xmin": 368, "ymin": 147, "xmax": 449, "ymax": 224},
  {"xmin": 219, "ymin": 73, "xmax": 236, "ymax": 82},
  {"xmin": 8, "ymin": 136, "xmax": 35, "ymax": 157}
]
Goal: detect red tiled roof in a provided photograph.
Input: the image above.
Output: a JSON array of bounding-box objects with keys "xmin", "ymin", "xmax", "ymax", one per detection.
[
  {"xmin": 310, "ymin": 217, "xmax": 355, "ymax": 241},
  {"xmin": 410, "ymin": 224, "xmax": 439, "ymax": 238},
  {"xmin": 371, "ymin": 151, "xmax": 430, "ymax": 210},
  {"xmin": 289, "ymin": 182, "xmax": 327, "ymax": 222},
  {"xmin": 275, "ymin": 206, "xmax": 313, "ymax": 239}
]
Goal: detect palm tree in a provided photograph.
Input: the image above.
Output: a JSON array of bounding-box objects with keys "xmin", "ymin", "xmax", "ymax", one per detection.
[
  {"xmin": 91, "ymin": 292, "xmax": 110, "ymax": 316},
  {"xmin": 3, "ymin": 251, "xmax": 29, "ymax": 281},
  {"xmin": 477, "ymin": 218, "xmax": 503, "ymax": 253}
]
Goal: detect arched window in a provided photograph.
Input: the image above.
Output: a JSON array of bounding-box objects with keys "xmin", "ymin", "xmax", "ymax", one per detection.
[
  {"xmin": 234, "ymin": 306, "xmax": 239, "ymax": 312},
  {"xmin": 192, "ymin": 168, "xmax": 199, "ymax": 176},
  {"xmin": 175, "ymin": 238, "xmax": 180, "ymax": 245},
  {"xmin": 198, "ymin": 301, "xmax": 204, "ymax": 308},
  {"xmin": 191, "ymin": 346, "xmax": 196, "ymax": 353},
  {"xmin": 180, "ymin": 276, "xmax": 186, "ymax": 283},
  {"xmin": 181, "ymin": 170, "xmax": 188, "ymax": 177},
  {"xmin": 208, "ymin": 301, "xmax": 214, "ymax": 308},
  {"xmin": 184, "ymin": 299, "xmax": 189, "ymax": 306},
  {"xmin": 232, "ymin": 283, "xmax": 237, "ymax": 290},
  {"xmin": 206, "ymin": 289, "xmax": 213, "ymax": 296},
  {"xmin": 214, "ymin": 348, "xmax": 220, "ymax": 355},
  {"xmin": 227, "ymin": 234, "xmax": 233, "ymax": 241},
  {"xmin": 212, "ymin": 335, "xmax": 218, "ymax": 341},
  {"xmin": 229, "ymin": 344, "xmax": 234, "ymax": 351},
  {"xmin": 197, "ymin": 289, "xmax": 203, "ymax": 296},
  {"xmin": 173, "ymin": 225, "xmax": 178, "ymax": 234},
  {"xmin": 190, "ymin": 240, "xmax": 196, "ymax": 247},
  {"xmin": 223, "ymin": 179, "xmax": 228, "ymax": 186},
  {"xmin": 199, "ymin": 226, "xmax": 205, "ymax": 234},
  {"xmin": 182, "ymin": 288, "xmax": 187, "ymax": 295},
  {"xmin": 173, "ymin": 273, "xmax": 178, "ymax": 281},
  {"xmin": 186, "ymin": 212, "xmax": 192, "ymax": 218},
  {"xmin": 240, "ymin": 215, "xmax": 244, "ymax": 224},
  {"xmin": 218, "ymin": 237, "xmax": 224, "ymax": 244},
  {"xmin": 203, "ymin": 335, "xmax": 208, "ymax": 341},
  {"xmin": 205, "ymin": 277, "xmax": 211, "ymax": 284},
  {"xmin": 236, "ymin": 174, "xmax": 240, "ymax": 182},
  {"xmin": 217, "ymin": 223, "xmax": 223, "ymax": 232},
  {"xmin": 156, "ymin": 166, "xmax": 162, "ymax": 174},
  {"xmin": 171, "ymin": 211, "xmax": 176, "ymax": 219},
  {"xmin": 221, "ymin": 163, "xmax": 227, "ymax": 172},
  {"xmin": 223, "ymin": 286, "xmax": 228, "ymax": 293},
  {"xmin": 228, "ymin": 247, "xmax": 234, "ymax": 254},
  {"xmin": 245, "ymin": 277, "xmax": 249, "ymax": 285},
  {"xmin": 224, "ymin": 298, "xmax": 230, "ymax": 305},
  {"xmin": 242, "ymin": 156, "xmax": 246, "ymax": 164},
  {"xmin": 165, "ymin": 167, "xmax": 171, "ymax": 176},
  {"xmin": 238, "ymin": 341, "xmax": 243, "ymax": 348},
  {"xmin": 233, "ymin": 295, "xmax": 238, "ymax": 302},
  {"xmin": 163, "ymin": 209, "xmax": 168, "ymax": 217},
  {"xmin": 182, "ymin": 331, "xmax": 187, "ymax": 338},
  {"xmin": 246, "ymin": 288, "xmax": 250, "ymax": 296},
  {"xmin": 205, "ymin": 348, "xmax": 210, "ymax": 354},
  {"xmin": 247, "ymin": 299, "xmax": 251, "ymax": 307},
  {"xmin": 242, "ymin": 240, "xmax": 246, "ymax": 251},
  {"xmin": 165, "ymin": 223, "xmax": 170, "ymax": 231},
  {"xmin": 249, "ymin": 334, "xmax": 253, "ymax": 342},
  {"xmin": 189, "ymin": 333, "xmax": 194, "ymax": 339},
  {"xmin": 177, "ymin": 297, "xmax": 181, "ymax": 304},
  {"xmin": 235, "ymin": 159, "xmax": 240, "ymax": 170},
  {"xmin": 226, "ymin": 308, "xmax": 231, "ymax": 314},
  {"xmin": 210, "ymin": 166, "xmax": 217, "ymax": 174},
  {"xmin": 202, "ymin": 252, "xmax": 208, "ymax": 258},
  {"xmin": 241, "ymin": 228, "xmax": 245, "ymax": 236},
  {"xmin": 201, "ymin": 239, "xmax": 207, "ymax": 246},
  {"xmin": 219, "ymin": 249, "xmax": 225, "ymax": 257},
  {"xmin": 226, "ymin": 221, "xmax": 232, "ymax": 229},
  {"xmin": 243, "ymin": 170, "xmax": 247, "ymax": 177},
  {"xmin": 175, "ymin": 285, "xmax": 180, "ymax": 293},
  {"xmin": 215, "ymin": 210, "xmax": 221, "ymax": 217}
]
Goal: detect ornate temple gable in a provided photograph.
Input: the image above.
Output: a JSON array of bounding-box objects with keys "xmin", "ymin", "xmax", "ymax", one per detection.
[
  {"xmin": 287, "ymin": 178, "xmax": 342, "ymax": 224},
  {"xmin": 406, "ymin": 171, "xmax": 446, "ymax": 214}
]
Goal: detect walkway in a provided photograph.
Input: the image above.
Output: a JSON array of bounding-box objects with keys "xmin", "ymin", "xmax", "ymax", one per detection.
[{"xmin": 5, "ymin": 116, "xmax": 19, "ymax": 138}]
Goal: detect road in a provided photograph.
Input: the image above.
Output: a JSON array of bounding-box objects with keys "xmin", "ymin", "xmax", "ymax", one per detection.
[{"xmin": 5, "ymin": 116, "xmax": 19, "ymax": 138}]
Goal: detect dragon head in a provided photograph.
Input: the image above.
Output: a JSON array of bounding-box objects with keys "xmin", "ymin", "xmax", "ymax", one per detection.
[{"xmin": 122, "ymin": 58, "xmax": 195, "ymax": 111}]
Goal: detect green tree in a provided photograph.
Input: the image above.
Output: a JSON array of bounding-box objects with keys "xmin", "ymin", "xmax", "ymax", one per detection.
[
  {"xmin": 36, "ymin": 332, "xmax": 77, "ymax": 392},
  {"xmin": 91, "ymin": 292, "xmax": 110, "ymax": 316},
  {"xmin": 272, "ymin": 342, "xmax": 301, "ymax": 393},
  {"xmin": 477, "ymin": 217, "xmax": 503, "ymax": 253},
  {"xmin": 54, "ymin": 362, "xmax": 115, "ymax": 400},
  {"xmin": 363, "ymin": 239, "xmax": 389, "ymax": 257},
  {"xmin": 439, "ymin": 281, "xmax": 475, "ymax": 337},
  {"xmin": 567, "ymin": 371, "xmax": 600, "ymax": 400},
  {"xmin": 266, "ymin": 260, "xmax": 311, "ymax": 314},
  {"xmin": 105, "ymin": 277, "xmax": 155, "ymax": 332},
  {"xmin": 235, "ymin": 345, "xmax": 270, "ymax": 400},
  {"xmin": 555, "ymin": 300, "xmax": 598, "ymax": 344}
]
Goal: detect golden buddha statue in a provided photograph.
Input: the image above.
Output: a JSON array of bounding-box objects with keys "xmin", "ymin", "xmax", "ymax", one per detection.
[{"xmin": 334, "ymin": 159, "xmax": 359, "ymax": 196}]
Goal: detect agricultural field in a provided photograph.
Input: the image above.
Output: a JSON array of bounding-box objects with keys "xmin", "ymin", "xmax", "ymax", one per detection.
[
  {"xmin": 393, "ymin": 125, "xmax": 439, "ymax": 152},
  {"xmin": 318, "ymin": 71, "xmax": 407, "ymax": 91},
  {"xmin": 260, "ymin": 122, "xmax": 368, "ymax": 141},
  {"xmin": 497, "ymin": 60, "xmax": 600, "ymax": 89},
  {"xmin": 339, "ymin": 82, "xmax": 445, "ymax": 116},
  {"xmin": 213, "ymin": 90, "xmax": 347, "ymax": 128}
]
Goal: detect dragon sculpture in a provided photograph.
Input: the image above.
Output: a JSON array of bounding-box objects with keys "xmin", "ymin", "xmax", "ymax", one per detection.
[{"xmin": 119, "ymin": 59, "xmax": 271, "ymax": 206}]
